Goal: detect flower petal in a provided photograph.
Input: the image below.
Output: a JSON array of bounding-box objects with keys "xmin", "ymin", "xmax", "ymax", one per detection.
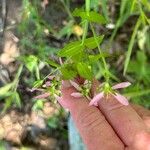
[
  {"xmin": 28, "ymin": 88, "xmax": 44, "ymax": 92},
  {"xmin": 43, "ymin": 81, "xmax": 51, "ymax": 87},
  {"xmin": 47, "ymin": 75, "xmax": 55, "ymax": 80},
  {"xmin": 89, "ymin": 92, "xmax": 104, "ymax": 106},
  {"xmin": 62, "ymin": 80, "xmax": 71, "ymax": 88},
  {"xmin": 112, "ymin": 82, "xmax": 131, "ymax": 90},
  {"xmin": 71, "ymin": 92, "xmax": 83, "ymax": 98},
  {"xmin": 70, "ymin": 80, "xmax": 82, "ymax": 91},
  {"xmin": 34, "ymin": 92, "xmax": 50, "ymax": 99},
  {"xmin": 113, "ymin": 93, "xmax": 129, "ymax": 106}
]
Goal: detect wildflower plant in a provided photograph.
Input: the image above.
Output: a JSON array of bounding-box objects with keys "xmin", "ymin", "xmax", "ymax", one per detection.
[{"xmin": 34, "ymin": 0, "xmax": 131, "ymax": 107}]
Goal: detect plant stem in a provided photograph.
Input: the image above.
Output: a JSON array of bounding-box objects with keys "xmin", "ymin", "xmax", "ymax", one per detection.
[
  {"xmin": 81, "ymin": 20, "xmax": 88, "ymax": 44},
  {"xmin": 86, "ymin": 0, "xmax": 90, "ymax": 15},
  {"xmin": 81, "ymin": 0, "xmax": 91, "ymax": 44},
  {"xmin": 13, "ymin": 65, "xmax": 23, "ymax": 92},
  {"xmin": 61, "ymin": 0, "xmax": 74, "ymax": 20},
  {"xmin": 90, "ymin": 23, "xmax": 110, "ymax": 82}
]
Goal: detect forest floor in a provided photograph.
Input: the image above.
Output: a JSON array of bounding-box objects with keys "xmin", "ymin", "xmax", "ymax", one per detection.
[{"xmin": 0, "ymin": 0, "xmax": 69, "ymax": 149}]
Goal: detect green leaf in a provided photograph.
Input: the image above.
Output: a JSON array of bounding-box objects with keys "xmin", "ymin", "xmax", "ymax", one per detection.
[
  {"xmin": 127, "ymin": 61, "xmax": 139, "ymax": 73},
  {"xmin": 77, "ymin": 62, "xmax": 93, "ymax": 80},
  {"xmin": 32, "ymin": 99, "xmax": 44, "ymax": 110},
  {"xmin": 14, "ymin": 92, "xmax": 21, "ymax": 108},
  {"xmin": 24, "ymin": 55, "xmax": 38, "ymax": 72},
  {"xmin": 124, "ymin": 88, "xmax": 150, "ymax": 98},
  {"xmin": 87, "ymin": 11, "xmax": 107, "ymax": 24},
  {"xmin": 0, "ymin": 141, "xmax": 6, "ymax": 150},
  {"xmin": 137, "ymin": 51, "xmax": 147, "ymax": 64},
  {"xmin": 84, "ymin": 35, "xmax": 104, "ymax": 49},
  {"xmin": 71, "ymin": 51, "xmax": 85, "ymax": 62},
  {"xmin": 47, "ymin": 116, "xmax": 59, "ymax": 129},
  {"xmin": 58, "ymin": 41, "xmax": 84, "ymax": 57},
  {"xmin": 73, "ymin": 8, "xmax": 107, "ymax": 24},
  {"xmin": 72, "ymin": 8, "xmax": 85, "ymax": 16},
  {"xmin": 2, "ymin": 96, "xmax": 12, "ymax": 113},
  {"xmin": 89, "ymin": 53, "xmax": 109, "ymax": 63},
  {"xmin": 33, "ymin": 80, "xmax": 43, "ymax": 88},
  {"xmin": 46, "ymin": 59, "xmax": 60, "ymax": 68},
  {"xmin": 58, "ymin": 35, "xmax": 104, "ymax": 58},
  {"xmin": 0, "ymin": 83, "xmax": 13, "ymax": 97},
  {"xmin": 60, "ymin": 65, "xmax": 77, "ymax": 79}
]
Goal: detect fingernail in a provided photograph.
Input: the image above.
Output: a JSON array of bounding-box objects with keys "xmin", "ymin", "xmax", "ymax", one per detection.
[{"xmin": 62, "ymin": 80, "xmax": 72, "ymax": 88}]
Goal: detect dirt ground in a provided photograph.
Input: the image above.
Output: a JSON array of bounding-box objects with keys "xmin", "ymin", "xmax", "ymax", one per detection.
[{"xmin": 0, "ymin": 0, "xmax": 69, "ymax": 149}]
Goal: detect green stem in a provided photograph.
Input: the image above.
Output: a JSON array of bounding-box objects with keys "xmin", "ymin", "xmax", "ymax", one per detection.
[
  {"xmin": 12, "ymin": 65, "xmax": 23, "ymax": 92},
  {"xmin": 81, "ymin": 0, "xmax": 90, "ymax": 44},
  {"xmin": 61, "ymin": 0, "xmax": 74, "ymax": 20},
  {"xmin": 108, "ymin": 19, "xmax": 121, "ymax": 48},
  {"xmin": 90, "ymin": 23, "xmax": 110, "ymax": 82},
  {"xmin": 81, "ymin": 20, "xmax": 88, "ymax": 44},
  {"xmin": 86, "ymin": 0, "xmax": 90, "ymax": 15}
]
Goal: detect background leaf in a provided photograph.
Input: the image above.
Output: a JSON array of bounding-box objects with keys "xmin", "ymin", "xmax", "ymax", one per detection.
[
  {"xmin": 77, "ymin": 62, "xmax": 92, "ymax": 80},
  {"xmin": 58, "ymin": 41, "xmax": 84, "ymax": 57},
  {"xmin": 73, "ymin": 8, "xmax": 107, "ymax": 24},
  {"xmin": 60, "ymin": 65, "xmax": 77, "ymax": 79},
  {"xmin": 84, "ymin": 35, "xmax": 104, "ymax": 49}
]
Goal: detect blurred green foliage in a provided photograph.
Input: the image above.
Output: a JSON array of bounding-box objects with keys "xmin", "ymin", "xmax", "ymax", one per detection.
[{"xmin": 0, "ymin": 0, "xmax": 150, "ymax": 112}]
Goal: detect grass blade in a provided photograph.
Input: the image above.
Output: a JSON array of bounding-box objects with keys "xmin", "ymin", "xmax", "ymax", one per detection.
[{"xmin": 123, "ymin": 16, "xmax": 141, "ymax": 75}]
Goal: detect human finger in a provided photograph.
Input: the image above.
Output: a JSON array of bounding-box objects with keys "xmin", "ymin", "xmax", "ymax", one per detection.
[
  {"xmin": 92, "ymin": 80, "xmax": 147, "ymax": 146},
  {"xmin": 59, "ymin": 80, "xmax": 124, "ymax": 150}
]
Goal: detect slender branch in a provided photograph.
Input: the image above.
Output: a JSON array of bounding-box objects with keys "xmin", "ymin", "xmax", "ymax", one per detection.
[{"xmin": 90, "ymin": 23, "xmax": 110, "ymax": 81}]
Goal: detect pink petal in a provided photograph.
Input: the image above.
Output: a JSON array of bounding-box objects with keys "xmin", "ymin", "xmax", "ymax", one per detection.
[
  {"xmin": 43, "ymin": 81, "xmax": 51, "ymax": 87},
  {"xmin": 113, "ymin": 93, "xmax": 129, "ymax": 106},
  {"xmin": 112, "ymin": 82, "xmax": 131, "ymax": 90},
  {"xmin": 56, "ymin": 96, "xmax": 68, "ymax": 109},
  {"xmin": 62, "ymin": 80, "xmax": 71, "ymax": 88},
  {"xmin": 34, "ymin": 92, "xmax": 50, "ymax": 99},
  {"xmin": 70, "ymin": 80, "xmax": 81, "ymax": 91},
  {"xmin": 84, "ymin": 80, "xmax": 88, "ymax": 85},
  {"xmin": 89, "ymin": 92, "xmax": 104, "ymax": 106},
  {"xmin": 47, "ymin": 75, "xmax": 55, "ymax": 80},
  {"xmin": 28, "ymin": 88, "xmax": 44, "ymax": 92},
  {"xmin": 71, "ymin": 92, "xmax": 83, "ymax": 98}
]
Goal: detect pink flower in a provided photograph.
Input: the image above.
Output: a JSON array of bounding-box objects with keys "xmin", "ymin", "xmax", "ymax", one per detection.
[
  {"xmin": 89, "ymin": 82, "xmax": 131, "ymax": 106},
  {"xmin": 71, "ymin": 92, "xmax": 83, "ymax": 98},
  {"xmin": 34, "ymin": 92, "xmax": 50, "ymax": 99},
  {"xmin": 70, "ymin": 80, "xmax": 82, "ymax": 91},
  {"xmin": 42, "ymin": 81, "xmax": 51, "ymax": 87},
  {"xmin": 70, "ymin": 80, "xmax": 91, "ymax": 99}
]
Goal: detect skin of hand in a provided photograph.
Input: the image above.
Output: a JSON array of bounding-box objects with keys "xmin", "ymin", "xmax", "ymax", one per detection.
[{"xmin": 59, "ymin": 80, "xmax": 150, "ymax": 150}]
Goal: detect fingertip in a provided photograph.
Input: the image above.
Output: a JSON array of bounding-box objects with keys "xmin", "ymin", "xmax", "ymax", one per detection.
[{"xmin": 61, "ymin": 80, "xmax": 72, "ymax": 89}]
